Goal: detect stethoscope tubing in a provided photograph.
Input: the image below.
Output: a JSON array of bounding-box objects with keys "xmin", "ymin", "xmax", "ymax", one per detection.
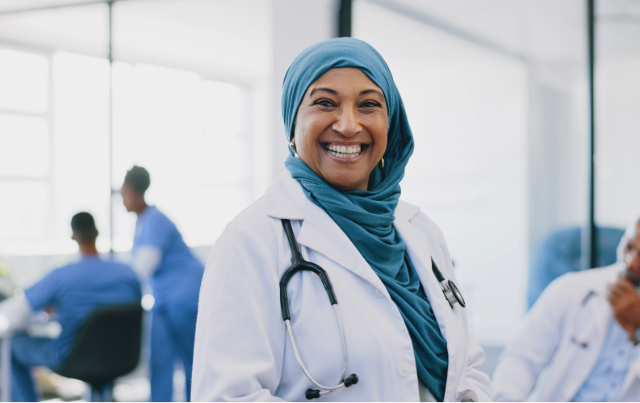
[
  {"xmin": 285, "ymin": 304, "xmax": 349, "ymax": 393},
  {"xmin": 280, "ymin": 219, "xmax": 354, "ymax": 396}
]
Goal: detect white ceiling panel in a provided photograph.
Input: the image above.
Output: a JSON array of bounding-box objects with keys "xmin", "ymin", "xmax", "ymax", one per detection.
[
  {"xmin": 0, "ymin": 0, "xmax": 272, "ymax": 81},
  {"xmin": 112, "ymin": 0, "xmax": 272, "ymax": 81},
  {"xmin": 370, "ymin": 0, "xmax": 640, "ymax": 60},
  {"xmin": 0, "ymin": 0, "xmax": 103, "ymax": 14},
  {"xmin": 0, "ymin": 3, "xmax": 108, "ymax": 57}
]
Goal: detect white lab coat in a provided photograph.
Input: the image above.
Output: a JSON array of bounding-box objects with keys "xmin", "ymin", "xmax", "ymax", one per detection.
[
  {"xmin": 192, "ymin": 172, "xmax": 491, "ymax": 402},
  {"xmin": 492, "ymin": 264, "xmax": 640, "ymax": 402}
]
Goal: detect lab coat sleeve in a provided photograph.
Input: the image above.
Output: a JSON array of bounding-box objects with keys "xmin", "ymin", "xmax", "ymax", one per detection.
[
  {"xmin": 492, "ymin": 274, "xmax": 572, "ymax": 401},
  {"xmin": 0, "ymin": 294, "xmax": 33, "ymax": 336},
  {"xmin": 436, "ymin": 226, "xmax": 493, "ymax": 402},
  {"xmin": 191, "ymin": 219, "xmax": 286, "ymax": 402}
]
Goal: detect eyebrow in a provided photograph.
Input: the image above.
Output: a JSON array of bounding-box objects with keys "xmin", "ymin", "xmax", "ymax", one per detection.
[
  {"xmin": 309, "ymin": 87, "xmax": 338, "ymax": 97},
  {"xmin": 359, "ymin": 89, "xmax": 384, "ymax": 97},
  {"xmin": 309, "ymin": 87, "xmax": 384, "ymax": 97}
]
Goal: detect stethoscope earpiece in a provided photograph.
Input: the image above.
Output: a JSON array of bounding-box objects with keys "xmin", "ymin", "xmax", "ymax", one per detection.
[
  {"xmin": 305, "ymin": 374, "xmax": 358, "ymax": 400},
  {"xmin": 344, "ymin": 373, "xmax": 358, "ymax": 387}
]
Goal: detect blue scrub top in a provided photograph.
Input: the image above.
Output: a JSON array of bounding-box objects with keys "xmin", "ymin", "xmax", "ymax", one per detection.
[
  {"xmin": 24, "ymin": 256, "xmax": 142, "ymax": 360},
  {"xmin": 133, "ymin": 206, "xmax": 204, "ymax": 308}
]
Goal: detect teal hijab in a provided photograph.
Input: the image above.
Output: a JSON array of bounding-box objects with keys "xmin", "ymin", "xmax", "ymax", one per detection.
[{"xmin": 282, "ymin": 38, "xmax": 449, "ymax": 401}]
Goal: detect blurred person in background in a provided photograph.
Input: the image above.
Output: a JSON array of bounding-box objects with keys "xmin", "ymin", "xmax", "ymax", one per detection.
[
  {"xmin": 0, "ymin": 212, "xmax": 141, "ymax": 402},
  {"xmin": 120, "ymin": 165, "xmax": 204, "ymax": 402},
  {"xmin": 493, "ymin": 216, "xmax": 640, "ymax": 401},
  {"xmin": 192, "ymin": 38, "xmax": 491, "ymax": 402}
]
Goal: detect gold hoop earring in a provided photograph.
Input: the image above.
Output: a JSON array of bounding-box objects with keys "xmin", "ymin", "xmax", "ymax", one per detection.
[
  {"xmin": 379, "ymin": 158, "xmax": 384, "ymax": 169},
  {"xmin": 289, "ymin": 140, "xmax": 299, "ymax": 158}
]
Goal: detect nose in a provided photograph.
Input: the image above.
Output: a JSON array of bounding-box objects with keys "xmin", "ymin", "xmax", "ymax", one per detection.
[{"xmin": 331, "ymin": 105, "xmax": 361, "ymax": 137}]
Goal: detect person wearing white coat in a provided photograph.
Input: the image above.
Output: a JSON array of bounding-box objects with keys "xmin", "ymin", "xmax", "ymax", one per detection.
[
  {"xmin": 191, "ymin": 38, "xmax": 491, "ymax": 402},
  {"xmin": 192, "ymin": 171, "xmax": 491, "ymax": 401},
  {"xmin": 492, "ymin": 218, "xmax": 640, "ymax": 402}
]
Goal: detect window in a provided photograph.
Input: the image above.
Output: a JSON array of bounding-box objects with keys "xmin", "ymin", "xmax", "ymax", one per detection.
[
  {"xmin": 0, "ymin": 46, "xmax": 253, "ymax": 255},
  {"xmin": 0, "ymin": 48, "xmax": 52, "ymax": 249},
  {"xmin": 111, "ymin": 62, "xmax": 252, "ymax": 250}
]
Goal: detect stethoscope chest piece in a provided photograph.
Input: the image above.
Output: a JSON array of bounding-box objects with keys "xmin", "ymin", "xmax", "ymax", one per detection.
[
  {"xmin": 280, "ymin": 219, "xmax": 358, "ymax": 400},
  {"xmin": 431, "ymin": 258, "xmax": 466, "ymax": 309}
]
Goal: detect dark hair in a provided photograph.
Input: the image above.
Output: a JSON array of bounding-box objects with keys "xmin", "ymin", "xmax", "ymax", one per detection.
[
  {"xmin": 71, "ymin": 212, "xmax": 98, "ymax": 241},
  {"xmin": 124, "ymin": 165, "xmax": 151, "ymax": 194}
]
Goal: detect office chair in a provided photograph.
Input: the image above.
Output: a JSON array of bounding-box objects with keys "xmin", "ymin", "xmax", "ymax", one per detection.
[{"xmin": 54, "ymin": 303, "xmax": 143, "ymax": 401}]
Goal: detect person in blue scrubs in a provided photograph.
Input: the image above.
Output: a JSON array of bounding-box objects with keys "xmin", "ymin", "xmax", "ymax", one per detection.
[
  {"xmin": 0, "ymin": 212, "xmax": 141, "ymax": 402},
  {"xmin": 120, "ymin": 166, "xmax": 204, "ymax": 402}
]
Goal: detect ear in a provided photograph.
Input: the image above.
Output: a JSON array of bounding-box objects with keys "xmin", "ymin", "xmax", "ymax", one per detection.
[{"xmin": 71, "ymin": 234, "xmax": 77, "ymax": 241}]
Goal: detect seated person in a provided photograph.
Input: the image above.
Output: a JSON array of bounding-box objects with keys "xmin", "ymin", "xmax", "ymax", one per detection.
[
  {"xmin": 527, "ymin": 226, "xmax": 625, "ymax": 308},
  {"xmin": 0, "ymin": 212, "xmax": 141, "ymax": 402},
  {"xmin": 493, "ymin": 217, "xmax": 640, "ymax": 402}
]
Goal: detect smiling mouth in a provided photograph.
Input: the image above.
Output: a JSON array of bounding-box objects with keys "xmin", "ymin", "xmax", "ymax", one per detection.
[{"xmin": 323, "ymin": 143, "xmax": 367, "ymax": 159}]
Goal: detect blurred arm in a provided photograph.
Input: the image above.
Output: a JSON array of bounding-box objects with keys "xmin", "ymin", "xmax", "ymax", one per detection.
[
  {"xmin": 132, "ymin": 246, "xmax": 162, "ymax": 283},
  {"xmin": 0, "ymin": 295, "xmax": 33, "ymax": 336}
]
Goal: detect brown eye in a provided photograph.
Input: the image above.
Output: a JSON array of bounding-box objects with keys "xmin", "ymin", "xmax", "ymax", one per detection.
[
  {"xmin": 314, "ymin": 99, "xmax": 335, "ymax": 107},
  {"xmin": 361, "ymin": 101, "xmax": 381, "ymax": 108}
]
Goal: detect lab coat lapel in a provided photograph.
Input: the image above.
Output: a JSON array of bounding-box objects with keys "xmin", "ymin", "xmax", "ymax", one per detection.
[
  {"xmin": 265, "ymin": 172, "xmax": 388, "ymax": 293},
  {"xmin": 393, "ymin": 208, "xmax": 466, "ymax": 401},
  {"xmin": 559, "ymin": 290, "xmax": 611, "ymax": 402},
  {"xmin": 296, "ymin": 199, "xmax": 389, "ymax": 294}
]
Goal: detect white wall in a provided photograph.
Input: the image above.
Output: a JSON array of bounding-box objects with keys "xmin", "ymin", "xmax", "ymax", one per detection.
[
  {"xmin": 354, "ymin": 0, "xmax": 529, "ymax": 345},
  {"xmin": 596, "ymin": 56, "xmax": 640, "ymax": 228}
]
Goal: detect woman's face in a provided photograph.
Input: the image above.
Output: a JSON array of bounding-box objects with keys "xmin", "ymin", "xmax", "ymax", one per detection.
[{"xmin": 293, "ymin": 67, "xmax": 388, "ymax": 191}]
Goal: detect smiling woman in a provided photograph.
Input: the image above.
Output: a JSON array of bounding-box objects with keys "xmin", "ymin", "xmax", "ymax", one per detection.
[
  {"xmin": 292, "ymin": 67, "xmax": 388, "ymax": 191},
  {"xmin": 192, "ymin": 38, "xmax": 491, "ymax": 402}
]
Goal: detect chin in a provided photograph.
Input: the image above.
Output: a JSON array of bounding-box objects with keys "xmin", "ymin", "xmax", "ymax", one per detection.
[{"xmin": 324, "ymin": 174, "xmax": 367, "ymax": 191}]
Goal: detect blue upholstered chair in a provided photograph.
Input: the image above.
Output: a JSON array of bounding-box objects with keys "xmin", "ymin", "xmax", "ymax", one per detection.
[{"xmin": 527, "ymin": 226, "xmax": 625, "ymax": 309}]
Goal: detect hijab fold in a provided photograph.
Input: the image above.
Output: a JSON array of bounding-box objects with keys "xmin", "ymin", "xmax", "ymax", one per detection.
[{"xmin": 282, "ymin": 38, "xmax": 449, "ymax": 401}]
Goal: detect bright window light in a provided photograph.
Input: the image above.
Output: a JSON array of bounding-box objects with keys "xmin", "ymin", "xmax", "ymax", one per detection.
[
  {"xmin": 0, "ymin": 114, "xmax": 49, "ymax": 177},
  {"xmin": 112, "ymin": 62, "xmax": 252, "ymax": 250},
  {"xmin": 0, "ymin": 182, "xmax": 49, "ymax": 241},
  {"xmin": 0, "ymin": 48, "xmax": 48, "ymax": 114}
]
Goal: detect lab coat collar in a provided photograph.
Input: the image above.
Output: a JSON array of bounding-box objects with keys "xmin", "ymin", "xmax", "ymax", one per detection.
[
  {"xmin": 263, "ymin": 171, "xmax": 307, "ymax": 220},
  {"xmin": 264, "ymin": 171, "xmax": 420, "ymax": 294}
]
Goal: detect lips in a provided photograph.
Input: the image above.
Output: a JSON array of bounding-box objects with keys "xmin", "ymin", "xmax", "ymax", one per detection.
[{"xmin": 323, "ymin": 143, "xmax": 366, "ymax": 159}]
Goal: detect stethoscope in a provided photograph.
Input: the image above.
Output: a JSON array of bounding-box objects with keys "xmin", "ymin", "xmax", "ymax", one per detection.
[
  {"xmin": 570, "ymin": 290, "xmax": 598, "ymax": 349},
  {"xmin": 279, "ymin": 219, "xmax": 465, "ymax": 400}
]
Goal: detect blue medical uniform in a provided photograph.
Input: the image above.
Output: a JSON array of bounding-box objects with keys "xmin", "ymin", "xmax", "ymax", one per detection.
[
  {"xmin": 13, "ymin": 256, "xmax": 141, "ymax": 402},
  {"xmin": 133, "ymin": 206, "xmax": 204, "ymax": 402}
]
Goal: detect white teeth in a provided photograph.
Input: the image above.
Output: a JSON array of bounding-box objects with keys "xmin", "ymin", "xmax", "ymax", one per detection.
[{"xmin": 324, "ymin": 144, "xmax": 363, "ymax": 159}]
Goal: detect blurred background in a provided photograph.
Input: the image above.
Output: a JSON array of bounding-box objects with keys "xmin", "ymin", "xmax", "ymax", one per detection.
[{"xmin": 0, "ymin": 0, "xmax": 639, "ymax": 400}]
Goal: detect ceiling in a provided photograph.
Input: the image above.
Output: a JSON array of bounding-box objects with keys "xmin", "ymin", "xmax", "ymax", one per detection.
[
  {"xmin": 0, "ymin": 0, "xmax": 637, "ymax": 78},
  {"xmin": 377, "ymin": 0, "xmax": 640, "ymax": 61},
  {"xmin": 0, "ymin": 0, "xmax": 273, "ymax": 82}
]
